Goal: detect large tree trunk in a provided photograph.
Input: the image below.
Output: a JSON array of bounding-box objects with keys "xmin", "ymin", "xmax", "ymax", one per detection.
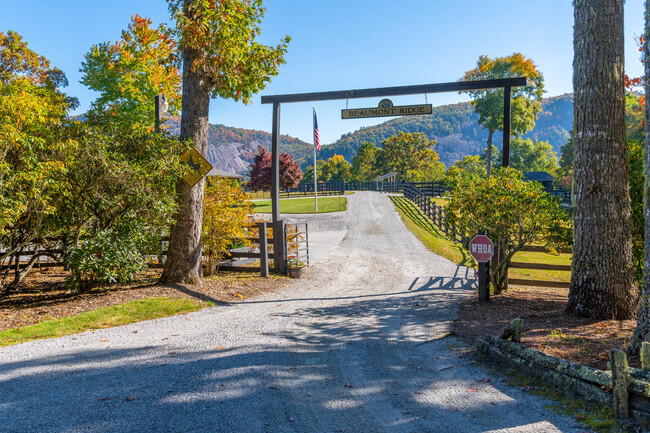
[
  {"xmin": 630, "ymin": 3, "xmax": 650, "ymax": 355},
  {"xmin": 160, "ymin": 45, "xmax": 211, "ymax": 285},
  {"xmin": 567, "ymin": 0, "xmax": 639, "ymax": 319}
]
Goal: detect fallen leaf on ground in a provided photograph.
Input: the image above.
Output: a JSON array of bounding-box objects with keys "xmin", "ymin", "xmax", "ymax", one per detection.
[
  {"xmin": 466, "ymin": 386, "xmax": 479, "ymax": 392},
  {"xmin": 99, "ymin": 398, "xmax": 111, "ymax": 401},
  {"xmin": 99, "ymin": 340, "xmax": 109, "ymax": 342},
  {"xmin": 124, "ymin": 397, "xmax": 135, "ymax": 402},
  {"xmin": 269, "ymin": 386, "xmax": 278, "ymax": 390},
  {"xmin": 235, "ymin": 293, "xmax": 246, "ymax": 299},
  {"xmin": 477, "ymin": 378, "xmax": 491, "ymax": 383},
  {"xmin": 215, "ymin": 346, "xmax": 225, "ymax": 350}
]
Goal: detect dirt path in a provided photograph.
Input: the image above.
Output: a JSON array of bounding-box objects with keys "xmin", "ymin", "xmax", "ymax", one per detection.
[{"xmin": 0, "ymin": 192, "xmax": 585, "ymax": 432}]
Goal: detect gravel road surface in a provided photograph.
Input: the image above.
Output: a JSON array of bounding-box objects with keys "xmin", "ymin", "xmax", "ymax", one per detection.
[{"xmin": 1, "ymin": 192, "xmax": 586, "ymax": 432}]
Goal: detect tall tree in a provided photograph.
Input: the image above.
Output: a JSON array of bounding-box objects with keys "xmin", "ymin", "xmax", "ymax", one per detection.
[
  {"xmin": 351, "ymin": 142, "xmax": 378, "ymax": 181},
  {"xmin": 630, "ymin": 3, "xmax": 650, "ymax": 353},
  {"xmin": 460, "ymin": 53, "xmax": 545, "ymax": 175},
  {"xmin": 80, "ymin": 15, "xmax": 181, "ymax": 131},
  {"xmin": 0, "ymin": 31, "xmax": 76, "ymax": 295},
  {"xmin": 161, "ymin": 0, "xmax": 289, "ymax": 284},
  {"xmin": 446, "ymin": 154, "xmax": 487, "ymax": 181},
  {"xmin": 375, "ymin": 131, "xmax": 439, "ymax": 181},
  {"xmin": 248, "ymin": 146, "xmax": 302, "ymax": 191},
  {"xmin": 567, "ymin": 0, "xmax": 639, "ymax": 319},
  {"xmin": 509, "ymin": 137, "xmax": 559, "ymax": 177},
  {"xmin": 322, "ymin": 155, "xmax": 352, "ymax": 182}
]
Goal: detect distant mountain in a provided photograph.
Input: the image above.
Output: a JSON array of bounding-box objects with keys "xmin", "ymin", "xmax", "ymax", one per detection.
[
  {"xmin": 164, "ymin": 94, "xmax": 573, "ymax": 175},
  {"xmin": 319, "ymin": 94, "xmax": 573, "ymax": 167},
  {"xmin": 164, "ymin": 116, "xmax": 313, "ymax": 175}
]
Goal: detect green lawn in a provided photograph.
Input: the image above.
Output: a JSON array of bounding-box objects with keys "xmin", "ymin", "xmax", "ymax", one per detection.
[
  {"xmin": 0, "ymin": 297, "xmax": 209, "ymax": 347},
  {"xmin": 390, "ymin": 196, "xmax": 571, "ymax": 283},
  {"xmin": 254, "ymin": 196, "xmax": 347, "ymax": 214}
]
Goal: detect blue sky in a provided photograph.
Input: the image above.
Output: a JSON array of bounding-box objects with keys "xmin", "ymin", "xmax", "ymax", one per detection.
[{"xmin": 0, "ymin": 0, "xmax": 645, "ymax": 145}]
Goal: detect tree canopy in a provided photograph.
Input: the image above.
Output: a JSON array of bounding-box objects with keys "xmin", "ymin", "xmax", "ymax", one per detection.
[
  {"xmin": 248, "ymin": 146, "xmax": 302, "ymax": 191},
  {"xmin": 460, "ymin": 53, "xmax": 545, "ymax": 174},
  {"xmin": 167, "ymin": 0, "xmax": 290, "ymax": 103},
  {"xmin": 375, "ymin": 131, "xmax": 441, "ymax": 182},
  {"xmin": 80, "ymin": 15, "xmax": 181, "ymax": 131}
]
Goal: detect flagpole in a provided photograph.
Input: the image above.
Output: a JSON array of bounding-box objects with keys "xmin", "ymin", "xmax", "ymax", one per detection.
[{"xmin": 313, "ymin": 108, "xmax": 318, "ymax": 212}]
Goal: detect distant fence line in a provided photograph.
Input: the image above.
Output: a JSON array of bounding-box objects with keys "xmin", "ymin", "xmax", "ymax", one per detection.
[{"xmin": 268, "ymin": 180, "xmax": 571, "ymax": 203}]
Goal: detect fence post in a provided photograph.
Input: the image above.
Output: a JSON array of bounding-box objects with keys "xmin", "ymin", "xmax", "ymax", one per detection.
[
  {"xmin": 273, "ymin": 219, "xmax": 287, "ymax": 274},
  {"xmin": 642, "ymin": 342, "xmax": 650, "ymax": 371},
  {"xmin": 610, "ymin": 349, "xmax": 630, "ymax": 419},
  {"xmin": 258, "ymin": 222, "xmax": 268, "ymax": 278}
]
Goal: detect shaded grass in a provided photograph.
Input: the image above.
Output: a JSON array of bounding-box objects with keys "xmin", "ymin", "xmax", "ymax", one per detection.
[
  {"xmin": 0, "ymin": 297, "xmax": 209, "ymax": 347},
  {"xmin": 254, "ymin": 197, "xmax": 347, "ymax": 214},
  {"xmin": 390, "ymin": 196, "xmax": 475, "ymax": 267},
  {"xmin": 390, "ymin": 196, "xmax": 572, "ymax": 282}
]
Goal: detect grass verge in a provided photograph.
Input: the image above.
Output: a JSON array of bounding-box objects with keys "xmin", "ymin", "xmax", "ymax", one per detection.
[
  {"xmin": 254, "ymin": 196, "xmax": 347, "ymax": 213},
  {"xmin": 0, "ymin": 297, "xmax": 209, "ymax": 347},
  {"xmin": 390, "ymin": 196, "xmax": 571, "ymax": 282}
]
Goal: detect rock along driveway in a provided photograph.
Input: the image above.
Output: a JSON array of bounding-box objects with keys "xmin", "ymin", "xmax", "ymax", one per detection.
[{"xmin": 1, "ymin": 192, "xmax": 586, "ymax": 433}]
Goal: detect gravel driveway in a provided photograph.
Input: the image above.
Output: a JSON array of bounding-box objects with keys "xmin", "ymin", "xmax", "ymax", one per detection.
[{"xmin": 1, "ymin": 192, "xmax": 586, "ymax": 432}]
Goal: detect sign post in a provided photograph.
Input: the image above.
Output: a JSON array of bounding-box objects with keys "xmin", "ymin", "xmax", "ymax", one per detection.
[{"xmin": 469, "ymin": 234, "xmax": 494, "ymax": 302}]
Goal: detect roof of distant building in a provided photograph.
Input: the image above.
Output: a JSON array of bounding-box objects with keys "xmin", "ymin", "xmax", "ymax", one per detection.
[
  {"xmin": 522, "ymin": 171, "xmax": 555, "ymax": 182},
  {"xmin": 206, "ymin": 168, "xmax": 244, "ymax": 179}
]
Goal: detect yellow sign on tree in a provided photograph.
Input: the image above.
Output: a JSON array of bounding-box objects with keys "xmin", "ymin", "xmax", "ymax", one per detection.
[{"xmin": 179, "ymin": 147, "xmax": 212, "ymax": 187}]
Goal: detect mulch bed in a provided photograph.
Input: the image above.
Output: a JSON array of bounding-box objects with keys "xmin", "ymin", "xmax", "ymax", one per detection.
[
  {"xmin": 454, "ymin": 284, "xmax": 638, "ymax": 371},
  {"xmin": 0, "ymin": 266, "xmax": 289, "ymax": 331}
]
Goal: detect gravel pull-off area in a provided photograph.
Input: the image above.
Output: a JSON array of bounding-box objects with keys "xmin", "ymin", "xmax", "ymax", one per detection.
[{"xmin": 1, "ymin": 192, "xmax": 587, "ymax": 432}]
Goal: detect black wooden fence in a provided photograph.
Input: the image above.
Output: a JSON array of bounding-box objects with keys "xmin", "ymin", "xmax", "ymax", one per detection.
[
  {"xmin": 401, "ymin": 182, "xmax": 572, "ymax": 290},
  {"xmin": 402, "ymin": 183, "xmax": 469, "ymax": 244}
]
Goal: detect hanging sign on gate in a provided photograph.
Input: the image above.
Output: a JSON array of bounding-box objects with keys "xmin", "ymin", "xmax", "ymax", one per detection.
[{"xmin": 342, "ymin": 99, "xmax": 432, "ymax": 119}]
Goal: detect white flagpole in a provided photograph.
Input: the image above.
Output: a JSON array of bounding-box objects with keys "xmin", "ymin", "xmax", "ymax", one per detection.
[{"xmin": 313, "ymin": 108, "xmax": 318, "ymax": 211}]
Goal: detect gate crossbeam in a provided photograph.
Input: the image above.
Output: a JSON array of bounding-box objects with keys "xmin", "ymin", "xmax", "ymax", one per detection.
[
  {"xmin": 261, "ymin": 77, "xmax": 527, "ymax": 273},
  {"xmin": 261, "ymin": 77, "xmax": 526, "ymax": 104}
]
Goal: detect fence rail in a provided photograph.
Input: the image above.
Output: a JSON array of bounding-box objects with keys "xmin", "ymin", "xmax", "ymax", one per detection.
[{"xmin": 402, "ymin": 183, "xmax": 469, "ymax": 244}]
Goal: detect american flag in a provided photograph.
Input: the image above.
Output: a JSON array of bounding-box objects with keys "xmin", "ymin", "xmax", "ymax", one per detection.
[{"xmin": 313, "ymin": 109, "xmax": 321, "ymax": 151}]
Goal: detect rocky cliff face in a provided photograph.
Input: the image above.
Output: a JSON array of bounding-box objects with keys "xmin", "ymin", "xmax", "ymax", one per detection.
[{"xmin": 204, "ymin": 141, "xmax": 262, "ymax": 176}]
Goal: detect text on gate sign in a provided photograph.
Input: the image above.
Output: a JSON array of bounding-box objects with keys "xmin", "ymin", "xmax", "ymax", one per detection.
[
  {"xmin": 341, "ymin": 98, "xmax": 432, "ymax": 119},
  {"xmin": 471, "ymin": 243, "xmax": 493, "ymax": 255}
]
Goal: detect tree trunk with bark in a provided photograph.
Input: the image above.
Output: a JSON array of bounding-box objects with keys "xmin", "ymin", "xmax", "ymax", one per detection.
[
  {"xmin": 160, "ymin": 46, "xmax": 211, "ymax": 285},
  {"xmin": 630, "ymin": 2, "xmax": 650, "ymax": 355},
  {"xmin": 567, "ymin": 0, "xmax": 639, "ymax": 319}
]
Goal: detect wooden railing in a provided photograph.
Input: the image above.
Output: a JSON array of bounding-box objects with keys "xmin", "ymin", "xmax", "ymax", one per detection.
[
  {"xmin": 402, "ymin": 183, "xmax": 468, "ymax": 244},
  {"xmin": 508, "ymin": 245, "xmax": 572, "ymax": 289}
]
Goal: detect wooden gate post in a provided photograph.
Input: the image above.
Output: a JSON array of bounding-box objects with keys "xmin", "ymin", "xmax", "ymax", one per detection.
[
  {"xmin": 273, "ymin": 219, "xmax": 287, "ymax": 274},
  {"xmin": 258, "ymin": 222, "xmax": 269, "ymax": 278},
  {"xmin": 478, "ymin": 261, "xmax": 490, "ymax": 302}
]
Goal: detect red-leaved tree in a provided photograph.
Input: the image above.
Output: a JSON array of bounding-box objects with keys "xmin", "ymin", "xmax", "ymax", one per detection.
[{"xmin": 248, "ymin": 146, "xmax": 302, "ymax": 191}]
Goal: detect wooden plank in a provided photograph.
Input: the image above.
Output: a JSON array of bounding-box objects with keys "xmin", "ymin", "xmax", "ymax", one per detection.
[
  {"xmin": 508, "ymin": 278, "xmax": 570, "ymax": 289},
  {"xmin": 520, "ymin": 245, "xmax": 572, "ymax": 254},
  {"xmin": 229, "ymin": 251, "xmax": 261, "ymax": 259},
  {"xmin": 218, "ymin": 266, "xmax": 261, "ymax": 273},
  {"xmin": 0, "ymin": 261, "xmax": 62, "ymax": 271},
  {"xmin": 509, "ymin": 262, "xmax": 572, "ymax": 271}
]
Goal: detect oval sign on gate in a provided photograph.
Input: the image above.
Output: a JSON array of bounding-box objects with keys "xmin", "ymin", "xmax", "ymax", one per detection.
[{"xmin": 469, "ymin": 235, "xmax": 494, "ymax": 263}]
